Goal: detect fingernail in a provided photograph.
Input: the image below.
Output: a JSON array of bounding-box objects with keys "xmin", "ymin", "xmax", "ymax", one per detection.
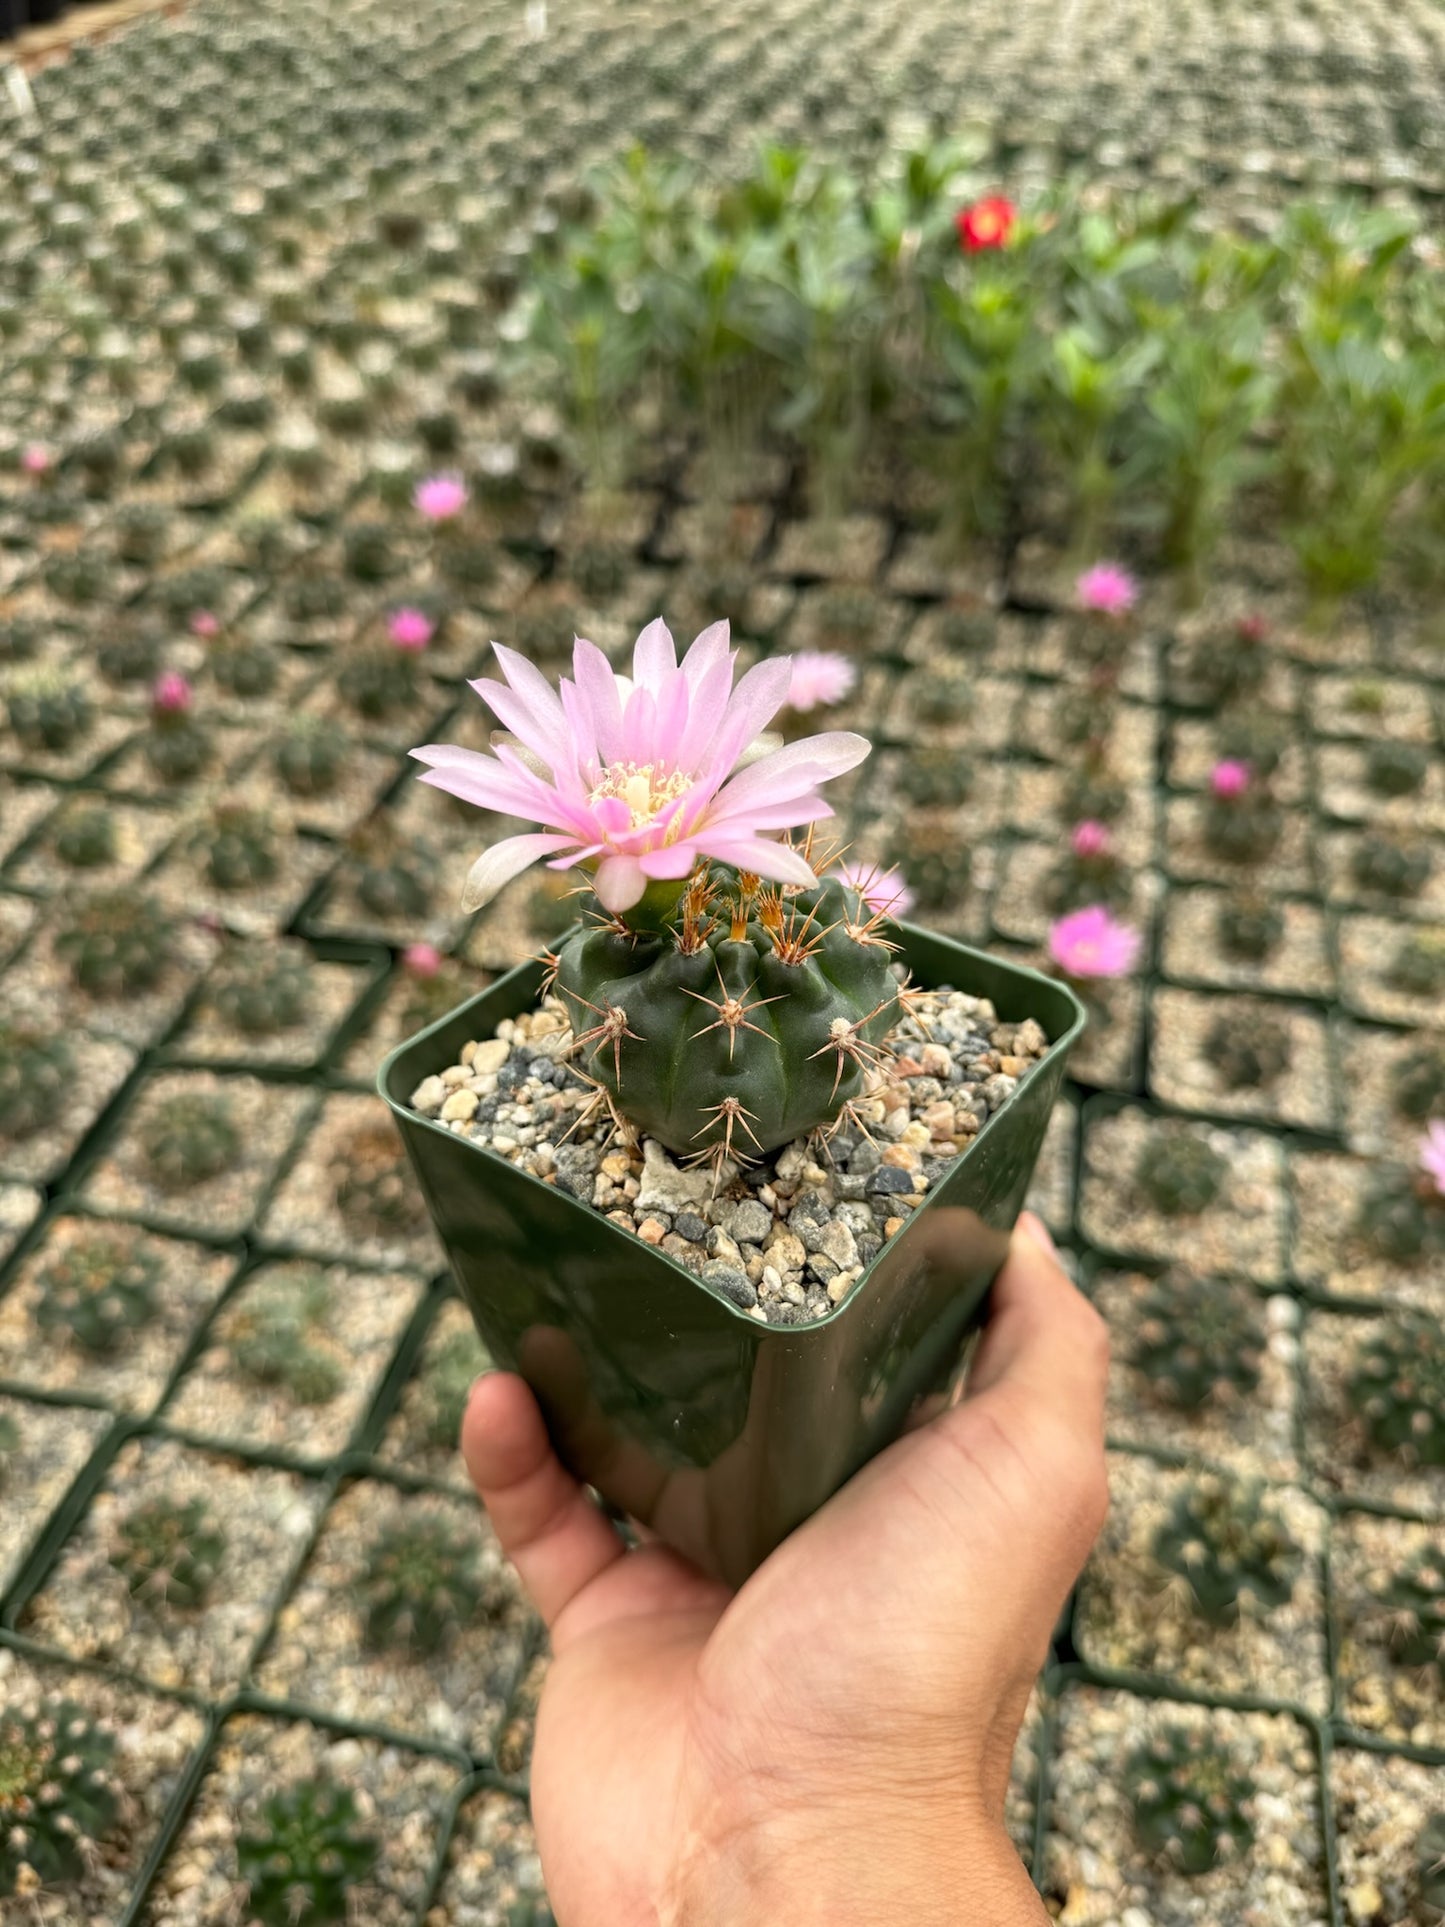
[{"xmin": 1018, "ymin": 1209, "xmax": 1057, "ymax": 1256}]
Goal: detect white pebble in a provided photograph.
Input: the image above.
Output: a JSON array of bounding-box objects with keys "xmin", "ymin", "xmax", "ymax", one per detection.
[
  {"xmin": 471, "ymin": 1038, "xmax": 510, "ymax": 1075},
  {"xmin": 441, "ymin": 1089, "xmax": 479, "ymax": 1123}
]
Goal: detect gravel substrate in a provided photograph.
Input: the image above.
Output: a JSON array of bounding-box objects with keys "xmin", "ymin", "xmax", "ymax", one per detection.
[
  {"xmin": 162, "ymin": 1260, "xmax": 427, "ymax": 1462},
  {"xmin": 254, "ymin": 1479, "xmax": 532, "ymax": 1755},
  {"xmin": 0, "ymin": 1033, "xmax": 137, "ymax": 1187},
  {"xmin": 22, "ymin": 1434, "xmax": 324, "ymax": 1697},
  {"xmin": 173, "ymin": 944, "xmax": 376, "ymax": 1070},
  {"xmin": 1095, "ymin": 1271, "xmax": 1301, "ymax": 1481},
  {"xmin": 375, "ymin": 1296, "xmax": 490, "ymax": 1491},
  {"xmin": 1023, "ymin": 1096, "xmax": 1077, "ymax": 1240},
  {"xmin": 408, "ymin": 988, "xmax": 1051, "ymax": 1325},
  {"xmin": 494, "ymin": 1647, "xmax": 548, "ymax": 1784},
  {"xmin": 0, "ymin": 1392, "xmax": 112, "ymax": 1600},
  {"xmin": 79, "ymin": 1071, "xmax": 315, "ymax": 1242},
  {"xmin": 1316, "ymin": 740, "xmax": 1445, "ymax": 834},
  {"xmin": 1064, "ymin": 977, "xmax": 1147, "ymax": 1092},
  {"xmin": 1163, "ymin": 795, "xmax": 1317, "ymax": 895},
  {"xmin": 1332, "ymin": 1745, "xmax": 1445, "ymax": 1926},
  {"xmin": 1079, "ymin": 1109, "xmax": 1288, "ymax": 1284},
  {"xmin": 1147, "ymin": 988, "xmax": 1336, "ymax": 1132},
  {"xmin": 1159, "ymin": 890, "xmax": 1335, "ymax": 998},
  {"xmin": 1041, "ymin": 1687, "xmax": 1328, "ymax": 1927},
  {"xmin": 0, "ymin": 774, "xmax": 61, "ymax": 862},
  {"xmin": 1336, "ymin": 913, "xmax": 1445, "ymax": 1027},
  {"xmin": 5, "ymin": 910, "xmax": 220, "ymax": 1052},
  {"xmin": 0, "ymin": 1645, "xmax": 207, "ymax": 1926},
  {"xmin": 1330, "ymin": 1512, "xmax": 1445, "ymax": 1751},
  {"xmin": 0, "ymin": 1177, "xmax": 42, "ymax": 1266},
  {"xmin": 258, "ymin": 1091, "xmax": 445, "ymax": 1272},
  {"xmin": 1337, "ymin": 1023, "xmax": 1445, "ymax": 1161},
  {"xmin": 140, "ymin": 1714, "xmax": 460, "ymax": 1927},
  {"xmin": 425, "ymin": 1787, "xmax": 549, "ymax": 1927},
  {"xmin": 7, "ymin": 795, "xmax": 180, "ymax": 894},
  {"xmin": 150, "ymin": 802, "xmax": 338, "ymax": 938},
  {"xmin": 1287, "ymin": 1151, "xmax": 1439, "ymax": 1308},
  {"xmin": 1073, "ymin": 1452, "xmax": 1330, "ymax": 1714},
  {"xmin": 1301, "ymin": 1310, "xmax": 1445, "ymax": 1520},
  {"xmin": 0, "ymin": 1218, "xmax": 237, "ymax": 1415},
  {"xmin": 1320, "ymin": 827, "xmax": 1445, "ymax": 921},
  {"xmin": 1308, "ymin": 673, "xmax": 1437, "ymax": 743}
]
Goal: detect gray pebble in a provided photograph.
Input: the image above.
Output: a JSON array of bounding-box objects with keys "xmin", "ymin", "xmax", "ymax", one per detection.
[{"xmin": 700, "ymin": 1259, "xmax": 757, "ymax": 1309}]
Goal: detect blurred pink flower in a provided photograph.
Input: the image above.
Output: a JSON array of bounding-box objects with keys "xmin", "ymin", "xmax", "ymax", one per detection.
[
  {"xmin": 1420, "ymin": 1120, "xmax": 1445, "ymax": 1196},
  {"xmin": 835, "ymin": 860, "xmax": 915, "ymax": 920},
  {"xmin": 402, "ymin": 942, "xmax": 443, "ymax": 977},
  {"xmin": 787, "ymin": 650, "xmax": 857, "ymax": 712},
  {"xmin": 152, "ymin": 671, "xmax": 193, "ymax": 714},
  {"xmin": 189, "ymin": 610, "xmax": 220, "ymax": 638},
  {"xmin": 20, "ymin": 444, "xmax": 51, "ymax": 475},
  {"xmin": 414, "ymin": 473, "xmax": 468, "ymax": 520},
  {"xmin": 1237, "ymin": 613, "xmax": 1269, "ymax": 643},
  {"xmin": 412, "ymin": 621, "xmax": 868, "ymax": 914},
  {"xmin": 1048, "ymin": 905, "xmax": 1142, "ymax": 980},
  {"xmin": 388, "ymin": 607, "xmax": 435, "ymax": 651},
  {"xmin": 1071, "ymin": 820, "xmax": 1112, "ymax": 859},
  {"xmin": 1211, "ymin": 758, "xmax": 1252, "ymax": 799},
  {"xmin": 1076, "ymin": 563, "xmax": 1137, "ymax": 617}
]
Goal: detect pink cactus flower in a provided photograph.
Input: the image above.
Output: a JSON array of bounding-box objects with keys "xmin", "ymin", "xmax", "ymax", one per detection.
[
  {"xmin": 1236, "ymin": 613, "xmax": 1269, "ymax": 644},
  {"xmin": 414, "ymin": 473, "xmax": 469, "ymax": 521},
  {"xmin": 1071, "ymin": 820, "xmax": 1112, "ymax": 859},
  {"xmin": 20, "ymin": 444, "xmax": 51, "ymax": 475},
  {"xmin": 152, "ymin": 671, "xmax": 194, "ymax": 714},
  {"xmin": 835, "ymin": 860, "xmax": 916, "ymax": 921},
  {"xmin": 1048, "ymin": 905, "xmax": 1142, "ymax": 980},
  {"xmin": 402, "ymin": 942, "xmax": 443, "ymax": 977},
  {"xmin": 1076, "ymin": 562, "xmax": 1138, "ymax": 617},
  {"xmin": 388, "ymin": 607, "xmax": 435, "ymax": 651},
  {"xmin": 189, "ymin": 610, "xmax": 220, "ymax": 638},
  {"xmin": 786, "ymin": 650, "xmax": 857, "ymax": 712},
  {"xmin": 1211, "ymin": 758, "xmax": 1252, "ymax": 800},
  {"xmin": 412, "ymin": 619, "xmax": 869, "ymax": 914},
  {"xmin": 1420, "ymin": 1120, "xmax": 1445, "ymax": 1197}
]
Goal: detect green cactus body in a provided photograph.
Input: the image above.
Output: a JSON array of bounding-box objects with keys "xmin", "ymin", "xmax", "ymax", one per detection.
[
  {"xmin": 418, "ymin": 1324, "xmax": 489, "ymax": 1449},
  {"xmin": 1054, "ymin": 687, "xmax": 1111, "ymax": 749},
  {"xmin": 34, "ymin": 1231, "xmax": 161, "ymax": 1356},
  {"xmin": 343, "ymin": 522, "xmax": 397, "ymax": 582},
  {"xmin": 887, "ymin": 828, "xmax": 971, "ymax": 919},
  {"xmin": 1354, "ymin": 1167, "xmax": 1438, "ymax": 1264},
  {"xmin": 354, "ymin": 833, "xmax": 439, "ymax": 920},
  {"xmin": 141, "ymin": 1092, "xmax": 240, "ymax": 1190},
  {"xmin": 0, "ymin": 1409, "xmax": 17, "ymax": 1477},
  {"xmin": 1204, "ymin": 792, "xmax": 1283, "ymax": 864},
  {"xmin": 438, "ymin": 533, "xmax": 499, "ymax": 590},
  {"xmin": 1393, "ymin": 1045, "xmax": 1445, "ymax": 1122},
  {"xmin": 339, "ymin": 644, "xmax": 418, "ymax": 719},
  {"xmin": 144, "ymin": 713, "xmax": 211, "ymax": 784},
  {"xmin": 1135, "ymin": 1132, "xmax": 1228, "ymax": 1216},
  {"xmin": 1353, "ymin": 835, "xmax": 1433, "ymax": 900},
  {"xmin": 210, "ymin": 945, "xmax": 314, "ymax": 1037},
  {"xmin": 1185, "ymin": 620, "xmax": 1267, "ymax": 708},
  {"xmin": 1152, "ymin": 1471, "xmax": 1304, "ymax": 1624},
  {"xmin": 1347, "ymin": 1309, "xmax": 1445, "ymax": 1467},
  {"xmin": 55, "ymin": 889, "xmax": 176, "ymax": 998},
  {"xmin": 205, "ymin": 805, "xmax": 281, "ymax": 891},
  {"xmin": 1126, "ymin": 1725, "xmax": 1255, "ymax": 1876},
  {"xmin": 110, "ymin": 1495, "xmax": 227, "ymax": 1611},
  {"xmin": 0, "ymin": 1024, "xmax": 74, "ymax": 1140},
  {"xmin": 1203, "ymin": 1009, "xmax": 1292, "ymax": 1089},
  {"xmin": 358, "ymin": 1513, "xmax": 489, "ymax": 1656},
  {"xmin": 6, "ymin": 669, "xmax": 93, "ymax": 753},
  {"xmin": 0, "ymin": 1703, "xmax": 121, "ymax": 1897},
  {"xmin": 1365, "ymin": 1546, "xmax": 1445, "ymax": 1677},
  {"xmin": 1418, "ymin": 1812, "xmax": 1445, "ymax": 1919},
  {"xmin": 53, "ymin": 803, "xmax": 117, "ymax": 869},
  {"xmin": 273, "ymin": 716, "xmax": 344, "ymax": 798},
  {"xmin": 1366, "ymin": 740, "xmax": 1428, "ymax": 798},
  {"xmin": 229, "ymin": 1269, "xmax": 342, "ymax": 1405},
  {"xmin": 571, "ymin": 539, "xmax": 629, "ymax": 602},
  {"xmin": 1129, "ymin": 1274, "xmax": 1265, "ymax": 1413},
  {"xmin": 236, "ymin": 1779, "xmax": 380, "ymax": 1927},
  {"xmin": 97, "ymin": 624, "xmax": 162, "ymax": 686},
  {"xmin": 211, "ymin": 640, "xmax": 280, "ymax": 700},
  {"xmin": 1062, "ymin": 763, "xmax": 1127, "ymax": 825},
  {"xmin": 913, "ymin": 672, "xmax": 971, "ymax": 730},
  {"xmin": 1216, "ymin": 896, "xmax": 1283, "ymax": 963},
  {"xmin": 1390, "ymin": 933, "xmax": 1445, "ymax": 999},
  {"xmin": 897, "ymin": 747, "xmax": 973, "ymax": 809},
  {"xmin": 1218, "ymin": 715, "xmax": 1287, "ymax": 783},
  {"xmin": 552, "ymin": 876, "xmax": 899, "ymax": 1159},
  {"xmin": 1042, "ymin": 845, "xmax": 1130, "ymax": 920}
]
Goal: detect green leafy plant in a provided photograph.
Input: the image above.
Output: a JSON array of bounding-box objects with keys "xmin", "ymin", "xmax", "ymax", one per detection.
[
  {"xmin": 0, "ymin": 1703, "xmax": 121, "ymax": 1897},
  {"xmin": 1128, "ymin": 1273, "xmax": 1265, "ymax": 1413},
  {"xmin": 140, "ymin": 1091, "xmax": 240, "ymax": 1190},
  {"xmin": 229, "ymin": 1269, "xmax": 342, "ymax": 1406},
  {"xmin": 1135, "ymin": 1131, "xmax": 1228, "ymax": 1216},
  {"xmin": 110, "ymin": 1495, "xmax": 227, "ymax": 1611},
  {"xmin": 357, "ymin": 1512, "xmax": 490, "ymax": 1655},
  {"xmin": 1347, "ymin": 1308, "xmax": 1445, "ymax": 1467},
  {"xmin": 236, "ymin": 1779, "xmax": 380, "ymax": 1926},
  {"xmin": 1125, "ymin": 1724, "xmax": 1255, "ymax": 1875},
  {"xmin": 33, "ymin": 1231, "xmax": 161, "ymax": 1356}
]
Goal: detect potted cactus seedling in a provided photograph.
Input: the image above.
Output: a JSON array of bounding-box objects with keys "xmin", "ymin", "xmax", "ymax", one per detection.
[{"xmin": 381, "ymin": 619, "xmax": 1083, "ymax": 1581}]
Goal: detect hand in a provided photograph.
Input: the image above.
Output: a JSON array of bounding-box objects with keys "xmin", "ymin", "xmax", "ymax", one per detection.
[{"xmin": 462, "ymin": 1213, "xmax": 1109, "ymax": 1927}]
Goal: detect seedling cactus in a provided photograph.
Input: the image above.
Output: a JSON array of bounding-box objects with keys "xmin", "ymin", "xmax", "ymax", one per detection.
[
  {"xmin": 1390, "ymin": 932, "xmax": 1445, "ymax": 999},
  {"xmin": 55, "ymin": 889, "xmax": 176, "ymax": 999},
  {"xmin": 1125, "ymin": 1724, "xmax": 1256, "ymax": 1876},
  {"xmin": 141, "ymin": 1092, "xmax": 240, "ymax": 1190},
  {"xmin": 1354, "ymin": 1165, "xmax": 1440, "ymax": 1264},
  {"xmin": 417, "ymin": 1324, "xmax": 489, "ymax": 1449},
  {"xmin": 0, "ymin": 1023, "xmax": 74, "ymax": 1140},
  {"xmin": 110, "ymin": 1495, "xmax": 227, "ymax": 1611},
  {"xmin": 236, "ymin": 1779, "xmax": 380, "ymax": 1927},
  {"xmin": 0, "ymin": 1703, "xmax": 121, "ymax": 1897},
  {"xmin": 1152, "ymin": 1470, "xmax": 1304, "ymax": 1624},
  {"xmin": 1216, "ymin": 895, "xmax": 1284, "ymax": 963},
  {"xmin": 273, "ymin": 715, "xmax": 344, "ymax": 797},
  {"xmin": 334, "ymin": 1121, "xmax": 427, "ymax": 1232},
  {"xmin": 229, "ymin": 1269, "xmax": 342, "ymax": 1406},
  {"xmin": 1203, "ymin": 1008, "xmax": 1292, "ymax": 1089},
  {"xmin": 1135, "ymin": 1131, "xmax": 1228, "ymax": 1216},
  {"xmin": 1366, "ymin": 739, "xmax": 1428, "ymax": 797},
  {"xmin": 357, "ymin": 1513, "xmax": 490, "ymax": 1655},
  {"xmin": 1347, "ymin": 1308, "xmax": 1445, "ymax": 1467},
  {"xmin": 1393, "ymin": 1044, "xmax": 1445, "ymax": 1122},
  {"xmin": 53, "ymin": 802, "xmax": 118, "ymax": 869},
  {"xmin": 209, "ymin": 944, "xmax": 314, "ymax": 1037},
  {"xmin": 204, "ymin": 803, "xmax": 282, "ymax": 891},
  {"xmin": 1363, "ymin": 1545, "xmax": 1445, "ymax": 1677},
  {"xmin": 1353, "ymin": 834, "xmax": 1433, "ymax": 900},
  {"xmin": 1129, "ymin": 1273, "xmax": 1265, "ymax": 1413},
  {"xmin": 34, "ymin": 1231, "xmax": 161, "ymax": 1356},
  {"xmin": 6, "ymin": 667, "xmax": 93, "ymax": 754}
]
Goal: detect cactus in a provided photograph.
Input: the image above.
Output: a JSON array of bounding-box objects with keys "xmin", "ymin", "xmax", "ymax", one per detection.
[
  {"xmin": 1203, "ymin": 1008, "xmax": 1292, "ymax": 1090},
  {"xmin": 571, "ymin": 539, "xmax": 629, "ymax": 601},
  {"xmin": 0, "ymin": 1703, "xmax": 121, "ymax": 1897},
  {"xmin": 229, "ymin": 1268, "xmax": 342, "ymax": 1406},
  {"xmin": 273, "ymin": 715, "xmax": 344, "ymax": 798},
  {"xmin": 236, "ymin": 1779, "xmax": 380, "ymax": 1927},
  {"xmin": 1418, "ymin": 1812, "xmax": 1445, "ymax": 1919},
  {"xmin": 211, "ymin": 639, "xmax": 280, "ymax": 700},
  {"xmin": 343, "ymin": 522, "xmax": 399, "ymax": 584},
  {"xmin": 1216, "ymin": 895, "xmax": 1283, "ymax": 963},
  {"xmin": 209, "ymin": 945, "xmax": 314, "ymax": 1037},
  {"xmin": 53, "ymin": 802, "xmax": 117, "ymax": 869},
  {"xmin": 417, "ymin": 1324, "xmax": 488, "ymax": 1449},
  {"xmin": 1135, "ymin": 1131, "xmax": 1228, "ymax": 1216},
  {"xmin": 1389, "ymin": 932, "xmax": 1445, "ymax": 999},
  {"xmin": 1125, "ymin": 1724, "xmax": 1255, "ymax": 1876},
  {"xmin": 333, "ymin": 1122, "xmax": 427, "ymax": 1232},
  {"xmin": 143, "ymin": 698, "xmax": 211, "ymax": 785},
  {"xmin": 886, "ymin": 827, "xmax": 971, "ymax": 919},
  {"xmin": 140, "ymin": 1091, "xmax": 240, "ymax": 1190},
  {"xmin": 912, "ymin": 672, "xmax": 971, "ymax": 729},
  {"xmin": 352, "ymin": 829, "xmax": 440, "ymax": 920},
  {"xmin": 1393, "ymin": 1044, "xmax": 1445, "ymax": 1123},
  {"xmin": 1352, "ymin": 834, "xmax": 1433, "ymax": 900},
  {"xmin": 33, "ymin": 1230, "xmax": 161, "ymax": 1356},
  {"xmin": 1152, "ymin": 1470, "xmax": 1304, "ymax": 1624},
  {"xmin": 1204, "ymin": 790, "xmax": 1282, "ymax": 864},
  {"xmin": 938, "ymin": 605, "xmax": 995, "ymax": 655},
  {"xmin": 112, "ymin": 505, "xmax": 172, "ymax": 568},
  {"xmin": 0, "ymin": 1023, "xmax": 74, "ymax": 1140},
  {"xmin": 551, "ymin": 874, "xmax": 900, "ymax": 1160},
  {"xmin": 1362, "ymin": 1545, "xmax": 1445, "ymax": 1677},
  {"xmin": 338, "ymin": 643, "xmax": 419, "ymax": 720},
  {"xmin": 6, "ymin": 667, "xmax": 93, "ymax": 753},
  {"xmin": 55, "ymin": 889, "xmax": 176, "ymax": 999},
  {"xmin": 204, "ymin": 804, "xmax": 282, "ymax": 891},
  {"xmin": 1366, "ymin": 740, "xmax": 1428, "ymax": 798},
  {"xmin": 1347, "ymin": 1308, "xmax": 1445, "ymax": 1468},
  {"xmin": 1062, "ymin": 761, "xmax": 1128, "ymax": 825},
  {"xmin": 97, "ymin": 624, "xmax": 162, "ymax": 687},
  {"xmin": 110, "ymin": 1495, "xmax": 227, "ymax": 1611},
  {"xmin": 1354, "ymin": 1165, "xmax": 1439, "ymax": 1264},
  {"xmin": 1183, "ymin": 614, "xmax": 1268, "ymax": 707},
  {"xmin": 1042, "ymin": 841, "xmax": 1130, "ymax": 919},
  {"xmin": 438, "ymin": 532, "xmax": 499, "ymax": 591},
  {"xmin": 897, "ymin": 747, "xmax": 973, "ymax": 808},
  {"xmin": 357, "ymin": 1513, "xmax": 489, "ymax": 1656},
  {"xmin": 1128, "ymin": 1273, "xmax": 1265, "ymax": 1413},
  {"xmin": 1348, "ymin": 679, "xmax": 1387, "ymax": 716}
]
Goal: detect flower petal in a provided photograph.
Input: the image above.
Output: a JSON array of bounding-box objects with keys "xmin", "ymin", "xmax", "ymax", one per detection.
[
  {"xmin": 705, "ymin": 730, "xmax": 870, "ymax": 821},
  {"xmin": 707, "ymin": 656, "xmax": 796, "ymax": 772},
  {"xmin": 461, "ymin": 833, "xmax": 578, "ymax": 912},
  {"xmin": 638, "ymin": 842, "xmax": 701, "ymax": 880},
  {"xmin": 592, "ymin": 853, "xmax": 648, "ymax": 911},
  {"xmin": 632, "ymin": 617, "xmax": 677, "ymax": 689},
  {"xmin": 695, "ymin": 833, "xmax": 818, "ymax": 887}
]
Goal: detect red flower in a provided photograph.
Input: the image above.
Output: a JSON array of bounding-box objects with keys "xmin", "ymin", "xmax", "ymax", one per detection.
[{"xmin": 956, "ymin": 196, "xmax": 1017, "ymax": 253}]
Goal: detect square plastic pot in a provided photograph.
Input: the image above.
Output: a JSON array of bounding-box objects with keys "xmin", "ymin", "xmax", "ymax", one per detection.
[{"xmin": 380, "ymin": 925, "xmax": 1084, "ymax": 1587}]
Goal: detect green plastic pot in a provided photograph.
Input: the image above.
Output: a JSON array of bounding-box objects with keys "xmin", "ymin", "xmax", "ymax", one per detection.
[{"xmin": 380, "ymin": 926, "xmax": 1084, "ymax": 1586}]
